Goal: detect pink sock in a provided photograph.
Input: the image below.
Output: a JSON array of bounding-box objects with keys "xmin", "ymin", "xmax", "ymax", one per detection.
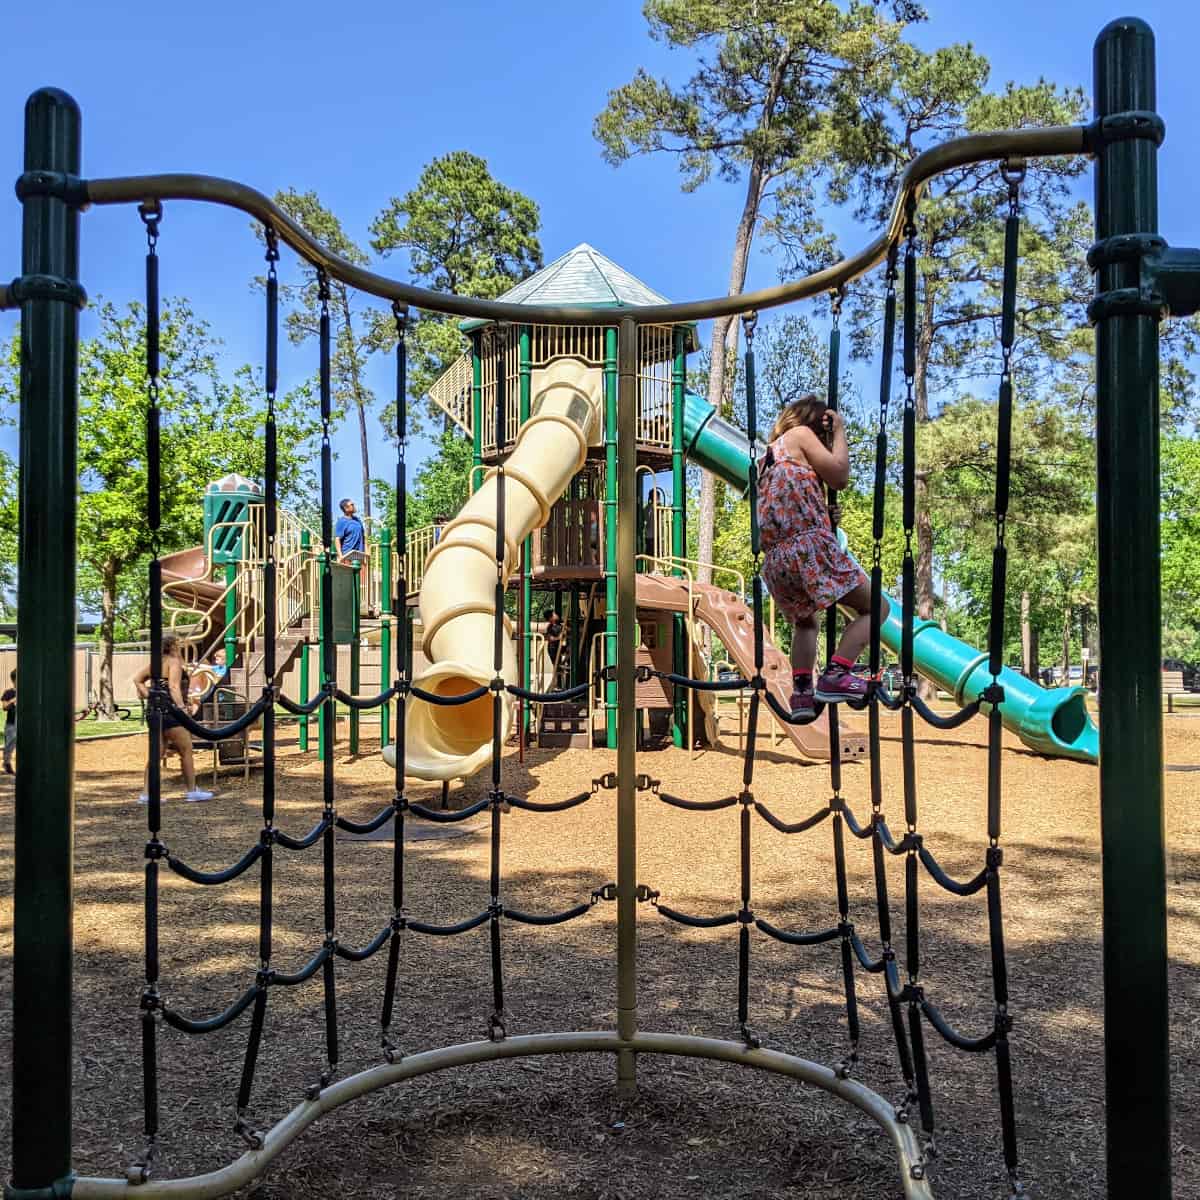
[{"xmin": 831, "ymin": 654, "xmax": 856, "ymax": 669}]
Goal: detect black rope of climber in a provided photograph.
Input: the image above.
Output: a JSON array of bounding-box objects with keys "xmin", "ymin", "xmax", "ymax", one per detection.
[
  {"xmin": 640, "ymin": 169, "xmax": 1027, "ymax": 1192},
  {"xmin": 136, "ymin": 197, "xmax": 164, "ymax": 1180},
  {"xmin": 133, "ymin": 226, "xmax": 610, "ymax": 1170},
  {"xmin": 133, "ymin": 169, "xmax": 1026, "ymax": 1194},
  {"xmin": 380, "ymin": 300, "xmax": 408, "ymax": 1062}
]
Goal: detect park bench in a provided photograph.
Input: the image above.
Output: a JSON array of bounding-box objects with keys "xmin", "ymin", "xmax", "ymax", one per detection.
[{"xmin": 1163, "ymin": 669, "xmax": 1188, "ymax": 712}]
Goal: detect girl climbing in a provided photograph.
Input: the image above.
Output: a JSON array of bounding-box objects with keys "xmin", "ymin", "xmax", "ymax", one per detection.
[{"xmin": 757, "ymin": 394, "xmax": 886, "ymax": 718}]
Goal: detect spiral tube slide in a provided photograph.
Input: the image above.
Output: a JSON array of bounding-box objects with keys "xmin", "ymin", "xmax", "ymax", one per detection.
[
  {"xmin": 386, "ymin": 359, "xmax": 602, "ymax": 780},
  {"xmin": 682, "ymin": 391, "xmax": 1098, "ymax": 764}
]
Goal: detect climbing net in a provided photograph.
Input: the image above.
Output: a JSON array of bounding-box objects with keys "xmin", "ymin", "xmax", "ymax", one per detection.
[
  {"xmin": 129, "ymin": 165, "xmax": 1027, "ymax": 1198},
  {"xmin": 135, "ymin": 205, "xmax": 614, "ymax": 1182},
  {"xmin": 638, "ymin": 165, "xmax": 1027, "ymax": 1194}
]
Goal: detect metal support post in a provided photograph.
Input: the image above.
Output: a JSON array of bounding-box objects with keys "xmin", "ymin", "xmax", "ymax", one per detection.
[
  {"xmin": 519, "ymin": 325, "xmax": 532, "ymax": 734},
  {"xmin": 349, "ymin": 562, "xmax": 361, "ymax": 754},
  {"xmin": 470, "ymin": 333, "xmax": 483, "ymax": 493},
  {"xmin": 10, "ymin": 86, "xmax": 82, "ymax": 1195},
  {"xmin": 299, "ymin": 529, "xmax": 311, "ymax": 751},
  {"xmin": 615, "ymin": 317, "xmax": 639, "ymax": 1094},
  {"xmin": 604, "ymin": 327, "xmax": 619, "ymax": 747},
  {"xmin": 317, "ymin": 562, "xmax": 328, "ymax": 759},
  {"xmin": 670, "ymin": 326, "xmax": 687, "ymax": 746},
  {"xmin": 1092, "ymin": 17, "xmax": 1172, "ymax": 1198},
  {"xmin": 380, "ymin": 528, "xmax": 392, "ymax": 748},
  {"xmin": 224, "ymin": 561, "xmax": 237, "ymax": 670}
]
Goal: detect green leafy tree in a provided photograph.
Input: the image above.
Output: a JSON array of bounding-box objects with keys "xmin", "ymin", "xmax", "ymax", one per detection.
[
  {"xmin": 1161, "ymin": 433, "xmax": 1200, "ymax": 661},
  {"xmin": 370, "ymin": 152, "xmax": 542, "ymax": 432},
  {"xmin": 1, "ymin": 301, "xmax": 322, "ymax": 714},
  {"xmin": 405, "ymin": 431, "xmax": 474, "ymax": 531},
  {"xmin": 596, "ymin": 0, "xmax": 923, "ymax": 585},
  {"xmin": 830, "ymin": 63, "xmax": 1090, "ymax": 688},
  {"xmin": 931, "ymin": 397, "xmax": 1094, "ymax": 677},
  {"xmin": 265, "ymin": 190, "xmax": 378, "ymax": 523}
]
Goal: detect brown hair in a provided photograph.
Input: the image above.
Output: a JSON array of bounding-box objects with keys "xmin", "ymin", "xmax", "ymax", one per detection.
[
  {"xmin": 161, "ymin": 633, "xmax": 182, "ymax": 658},
  {"xmin": 768, "ymin": 393, "xmax": 828, "ymax": 444}
]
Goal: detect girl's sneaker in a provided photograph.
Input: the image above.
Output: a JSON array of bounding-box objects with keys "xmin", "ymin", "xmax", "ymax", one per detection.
[
  {"xmin": 815, "ymin": 665, "xmax": 869, "ymax": 703},
  {"xmin": 789, "ymin": 681, "xmax": 815, "ymax": 719},
  {"xmin": 184, "ymin": 789, "xmax": 215, "ymax": 803}
]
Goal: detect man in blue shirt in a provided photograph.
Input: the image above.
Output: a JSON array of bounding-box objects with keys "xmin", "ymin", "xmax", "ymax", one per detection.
[{"xmin": 334, "ymin": 498, "xmax": 367, "ymax": 562}]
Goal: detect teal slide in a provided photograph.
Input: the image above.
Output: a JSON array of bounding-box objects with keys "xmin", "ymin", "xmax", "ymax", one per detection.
[{"xmin": 681, "ymin": 392, "xmax": 1098, "ymax": 764}]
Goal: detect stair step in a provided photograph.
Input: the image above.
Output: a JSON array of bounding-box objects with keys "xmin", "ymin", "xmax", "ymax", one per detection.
[
  {"xmin": 539, "ymin": 716, "xmax": 589, "ymax": 734},
  {"xmin": 538, "ymin": 730, "xmax": 594, "ymax": 749}
]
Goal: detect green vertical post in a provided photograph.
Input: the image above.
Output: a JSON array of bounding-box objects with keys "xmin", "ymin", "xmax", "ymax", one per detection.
[
  {"xmin": 470, "ymin": 332, "xmax": 483, "ymax": 493},
  {"xmin": 670, "ymin": 326, "xmax": 688, "ymax": 747},
  {"xmin": 615, "ymin": 316, "xmax": 639, "ymax": 1094},
  {"xmin": 380, "ymin": 527, "xmax": 392, "ymax": 748},
  {"xmin": 1092, "ymin": 18, "xmax": 1171, "ymax": 1198},
  {"xmin": 519, "ymin": 325, "xmax": 532, "ymax": 731},
  {"xmin": 299, "ymin": 529, "xmax": 311, "ymax": 751},
  {"xmin": 317, "ymin": 559, "xmax": 328, "ymax": 759},
  {"xmin": 604, "ymin": 327, "xmax": 619, "ymax": 747},
  {"xmin": 568, "ymin": 582, "xmax": 580, "ymax": 688},
  {"xmin": 11, "ymin": 86, "xmax": 82, "ymax": 1195},
  {"xmin": 223, "ymin": 561, "xmax": 237, "ymax": 670},
  {"xmin": 349, "ymin": 561, "xmax": 361, "ymax": 753}
]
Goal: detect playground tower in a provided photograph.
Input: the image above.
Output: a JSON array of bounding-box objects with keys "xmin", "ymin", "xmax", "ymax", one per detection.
[{"xmin": 419, "ymin": 243, "xmax": 701, "ymax": 755}]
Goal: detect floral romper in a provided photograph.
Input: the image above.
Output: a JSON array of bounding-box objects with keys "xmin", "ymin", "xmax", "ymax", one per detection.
[{"xmin": 757, "ymin": 436, "xmax": 866, "ymax": 623}]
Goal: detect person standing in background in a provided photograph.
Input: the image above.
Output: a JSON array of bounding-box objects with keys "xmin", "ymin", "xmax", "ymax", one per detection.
[
  {"xmin": 334, "ymin": 498, "xmax": 367, "ymax": 563},
  {"xmin": 2, "ymin": 669, "xmax": 16, "ymax": 775}
]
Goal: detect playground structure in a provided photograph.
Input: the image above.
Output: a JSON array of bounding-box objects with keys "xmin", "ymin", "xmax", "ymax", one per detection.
[
  {"xmin": 396, "ymin": 244, "xmax": 1096, "ymax": 779},
  {"xmin": 146, "ymin": 246, "xmax": 1099, "ymax": 779},
  {"xmin": 4, "ymin": 17, "xmax": 1195, "ymax": 1200}
]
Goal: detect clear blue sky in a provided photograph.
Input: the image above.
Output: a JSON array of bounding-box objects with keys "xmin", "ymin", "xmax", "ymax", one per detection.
[{"xmin": 1, "ymin": 0, "xmax": 1197, "ymax": 511}]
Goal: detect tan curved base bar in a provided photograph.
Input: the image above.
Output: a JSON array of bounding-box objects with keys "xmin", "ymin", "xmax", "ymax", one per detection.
[
  {"xmin": 385, "ymin": 359, "xmax": 602, "ymax": 781},
  {"xmin": 71, "ymin": 1031, "xmax": 933, "ymax": 1200}
]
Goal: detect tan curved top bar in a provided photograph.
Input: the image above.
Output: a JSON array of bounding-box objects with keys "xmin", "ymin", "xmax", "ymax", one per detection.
[
  {"xmin": 70, "ymin": 1032, "xmax": 934, "ymax": 1200},
  {"xmin": 82, "ymin": 124, "xmax": 1087, "ymax": 325}
]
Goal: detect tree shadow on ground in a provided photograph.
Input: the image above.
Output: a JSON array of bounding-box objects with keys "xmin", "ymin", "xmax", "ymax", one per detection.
[{"xmin": 0, "ymin": 729, "xmax": 1196, "ymax": 1200}]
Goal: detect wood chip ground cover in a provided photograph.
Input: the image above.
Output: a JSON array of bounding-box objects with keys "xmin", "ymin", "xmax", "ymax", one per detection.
[{"xmin": 1, "ymin": 712, "xmax": 1197, "ymax": 1198}]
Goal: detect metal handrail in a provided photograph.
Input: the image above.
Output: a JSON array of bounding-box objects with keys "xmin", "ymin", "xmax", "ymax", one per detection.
[{"xmin": 77, "ymin": 126, "xmax": 1088, "ymax": 325}]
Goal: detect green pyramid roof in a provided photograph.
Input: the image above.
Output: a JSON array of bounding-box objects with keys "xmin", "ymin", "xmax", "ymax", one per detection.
[{"xmin": 461, "ymin": 243, "xmax": 698, "ymax": 346}]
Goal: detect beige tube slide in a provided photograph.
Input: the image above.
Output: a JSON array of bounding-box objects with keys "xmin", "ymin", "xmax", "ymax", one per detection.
[{"xmin": 385, "ymin": 358, "xmax": 602, "ymax": 780}]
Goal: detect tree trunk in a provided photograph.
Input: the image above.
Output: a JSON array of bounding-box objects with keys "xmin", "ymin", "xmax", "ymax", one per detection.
[
  {"xmin": 1061, "ymin": 601, "xmax": 1072, "ymax": 685},
  {"xmin": 699, "ymin": 156, "xmax": 767, "ymax": 586},
  {"xmin": 1020, "ymin": 590, "xmax": 1034, "ymax": 678},
  {"xmin": 911, "ymin": 281, "xmax": 937, "ymax": 698},
  {"xmin": 98, "ymin": 560, "xmax": 119, "ymax": 718},
  {"xmin": 339, "ymin": 292, "xmax": 373, "ymax": 527}
]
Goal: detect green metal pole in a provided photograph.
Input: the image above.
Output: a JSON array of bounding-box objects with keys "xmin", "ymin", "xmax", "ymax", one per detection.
[
  {"xmin": 1092, "ymin": 18, "xmax": 1171, "ymax": 1197},
  {"xmin": 224, "ymin": 561, "xmax": 237, "ymax": 670},
  {"xmin": 11, "ymin": 86, "xmax": 82, "ymax": 1195},
  {"xmin": 568, "ymin": 582, "xmax": 579, "ymax": 689},
  {"xmin": 299, "ymin": 529, "xmax": 311, "ymax": 751},
  {"xmin": 470, "ymin": 333, "xmax": 483, "ymax": 494},
  {"xmin": 318, "ymin": 559, "xmax": 328, "ymax": 760},
  {"xmin": 616, "ymin": 316, "xmax": 639, "ymax": 1094},
  {"xmin": 349, "ymin": 561, "xmax": 361, "ymax": 754},
  {"xmin": 519, "ymin": 325, "xmax": 532, "ymax": 732},
  {"xmin": 380, "ymin": 527, "xmax": 392, "ymax": 748},
  {"xmin": 604, "ymin": 327, "xmax": 619, "ymax": 748},
  {"xmin": 670, "ymin": 326, "xmax": 687, "ymax": 747}
]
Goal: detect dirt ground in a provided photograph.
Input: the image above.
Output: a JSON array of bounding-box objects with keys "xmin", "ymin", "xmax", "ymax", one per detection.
[{"xmin": 1, "ymin": 711, "xmax": 1197, "ymax": 1199}]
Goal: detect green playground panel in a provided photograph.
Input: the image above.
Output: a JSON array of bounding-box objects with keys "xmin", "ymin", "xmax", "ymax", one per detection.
[{"xmin": 330, "ymin": 562, "xmax": 357, "ymax": 645}]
